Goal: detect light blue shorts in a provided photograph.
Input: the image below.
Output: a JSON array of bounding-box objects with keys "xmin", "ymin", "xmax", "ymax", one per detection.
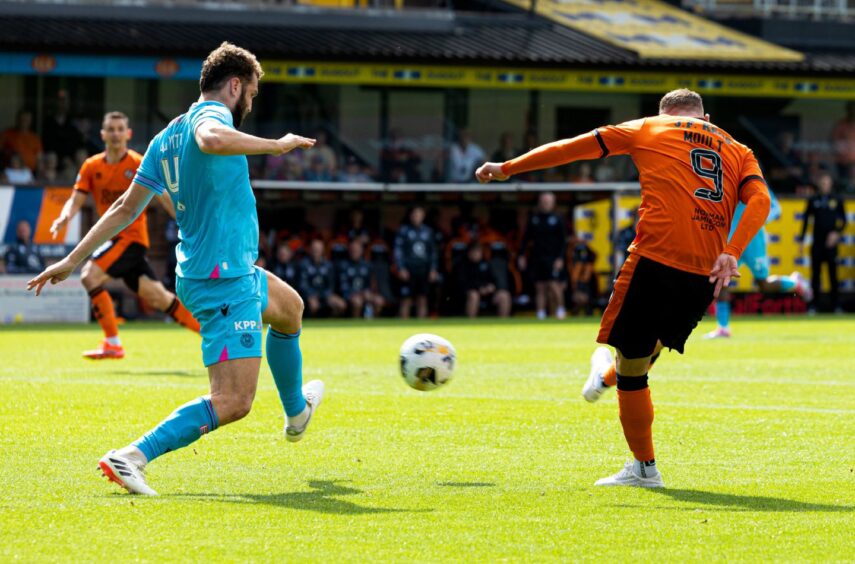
[
  {"xmin": 738, "ymin": 227, "xmax": 770, "ymax": 281},
  {"xmin": 177, "ymin": 266, "xmax": 269, "ymax": 367}
]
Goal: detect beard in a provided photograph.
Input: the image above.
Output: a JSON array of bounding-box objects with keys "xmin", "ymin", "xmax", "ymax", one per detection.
[{"xmin": 231, "ymin": 94, "xmax": 249, "ymax": 129}]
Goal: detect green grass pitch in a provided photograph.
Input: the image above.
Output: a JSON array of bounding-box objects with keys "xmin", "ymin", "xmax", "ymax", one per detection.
[{"xmin": 1, "ymin": 316, "xmax": 853, "ymax": 561}]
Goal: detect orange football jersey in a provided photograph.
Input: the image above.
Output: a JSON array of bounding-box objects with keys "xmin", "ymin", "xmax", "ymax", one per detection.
[
  {"xmin": 503, "ymin": 114, "xmax": 768, "ymax": 276},
  {"xmin": 74, "ymin": 150, "xmax": 148, "ymax": 247}
]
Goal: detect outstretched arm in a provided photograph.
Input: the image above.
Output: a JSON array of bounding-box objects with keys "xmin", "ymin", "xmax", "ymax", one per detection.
[
  {"xmin": 50, "ymin": 190, "xmax": 88, "ymax": 239},
  {"xmin": 195, "ymin": 121, "xmax": 315, "ymax": 156},
  {"xmin": 475, "ymin": 120, "xmax": 643, "ymax": 183},
  {"xmin": 27, "ymin": 183, "xmax": 155, "ymax": 295}
]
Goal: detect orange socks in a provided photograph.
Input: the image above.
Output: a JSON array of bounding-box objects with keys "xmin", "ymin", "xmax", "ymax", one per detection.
[
  {"xmin": 89, "ymin": 287, "xmax": 119, "ymax": 339},
  {"xmin": 166, "ymin": 297, "xmax": 201, "ymax": 333},
  {"xmin": 616, "ymin": 385, "xmax": 655, "ymax": 462},
  {"xmin": 603, "ymin": 364, "xmax": 617, "ymax": 387}
]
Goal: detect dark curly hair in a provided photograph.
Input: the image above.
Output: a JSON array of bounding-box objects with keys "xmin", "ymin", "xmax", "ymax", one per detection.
[{"xmin": 199, "ymin": 42, "xmax": 264, "ymax": 93}]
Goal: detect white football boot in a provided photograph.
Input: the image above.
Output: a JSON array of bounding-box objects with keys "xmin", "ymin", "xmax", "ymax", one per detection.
[
  {"xmin": 285, "ymin": 380, "xmax": 325, "ymax": 443},
  {"xmin": 582, "ymin": 346, "xmax": 613, "ymax": 403},
  {"xmin": 703, "ymin": 326, "xmax": 731, "ymax": 339},
  {"xmin": 595, "ymin": 461, "xmax": 665, "ymax": 488},
  {"xmin": 98, "ymin": 450, "xmax": 158, "ymax": 495},
  {"xmin": 792, "ymin": 271, "xmax": 813, "ymax": 303}
]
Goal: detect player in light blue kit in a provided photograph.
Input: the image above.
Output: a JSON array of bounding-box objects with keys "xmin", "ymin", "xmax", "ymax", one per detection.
[
  {"xmin": 28, "ymin": 43, "xmax": 322, "ymax": 495},
  {"xmin": 705, "ymin": 186, "xmax": 812, "ymax": 339}
]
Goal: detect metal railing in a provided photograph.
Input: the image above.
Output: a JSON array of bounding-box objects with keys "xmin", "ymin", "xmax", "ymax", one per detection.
[{"xmin": 684, "ymin": 0, "xmax": 855, "ymax": 20}]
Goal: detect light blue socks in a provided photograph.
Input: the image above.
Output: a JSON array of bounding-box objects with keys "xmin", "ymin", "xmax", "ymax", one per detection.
[
  {"xmin": 133, "ymin": 396, "xmax": 218, "ymax": 463},
  {"xmin": 266, "ymin": 328, "xmax": 307, "ymax": 417}
]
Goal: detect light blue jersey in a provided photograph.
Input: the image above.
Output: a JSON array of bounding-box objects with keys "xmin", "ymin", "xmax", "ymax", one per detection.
[
  {"xmin": 729, "ymin": 185, "xmax": 780, "ymax": 279},
  {"xmin": 134, "ymin": 101, "xmax": 258, "ymax": 280}
]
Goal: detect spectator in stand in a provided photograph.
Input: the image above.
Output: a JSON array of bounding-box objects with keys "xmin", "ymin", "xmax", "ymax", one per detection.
[
  {"xmin": 832, "ymin": 101, "xmax": 855, "ymax": 190},
  {"xmin": 518, "ymin": 192, "xmax": 568, "ymax": 320},
  {"xmin": 800, "ymin": 171, "xmax": 847, "ymax": 313},
  {"xmin": 346, "ymin": 208, "xmax": 371, "ymax": 245},
  {"xmin": 570, "ymin": 163, "xmax": 595, "ymax": 183},
  {"xmin": 312, "ymin": 129, "xmax": 338, "ymax": 178},
  {"xmin": 4, "ymin": 220, "xmax": 44, "ymax": 274},
  {"xmin": 35, "ymin": 152, "xmax": 60, "ymax": 184},
  {"xmin": 42, "ymin": 90, "xmax": 83, "ymax": 164},
  {"xmin": 767, "ymin": 131, "xmax": 805, "ymax": 194},
  {"xmin": 491, "ymin": 132, "xmax": 516, "ymax": 164},
  {"xmin": 569, "ymin": 236, "xmax": 598, "ymax": 316},
  {"xmin": 380, "ymin": 129, "xmax": 421, "ymax": 183},
  {"xmin": 338, "ymin": 156, "xmax": 372, "ymax": 183},
  {"xmin": 394, "ymin": 206, "xmax": 438, "ymax": 319},
  {"xmin": 458, "ymin": 243, "xmax": 511, "ymax": 318},
  {"xmin": 300, "ymin": 239, "xmax": 346, "ymax": 317},
  {"xmin": 449, "ymin": 128, "xmax": 485, "ymax": 183},
  {"xmin": 272, "ymin": 242, "xmax": 301, "ymax": 292},
  {"xmin": 2, "ymin": 109, "xmax": 42, "ymax": 172},
  {"xmin": 339, "ymin": 240, "xmax": 384, "ymax": 318},
  {"xmin": 3, "ymin": 154, "xmax": 35, "ymax": 184},
  {"xmin": 305, "ymin": 154, "xmax": 333, "ymax": 182}
]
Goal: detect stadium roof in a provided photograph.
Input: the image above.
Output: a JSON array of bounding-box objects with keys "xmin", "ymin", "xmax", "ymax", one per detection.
[{"xmin": 0, "ymin": 2, "xmax": 852, "ymax": 75}]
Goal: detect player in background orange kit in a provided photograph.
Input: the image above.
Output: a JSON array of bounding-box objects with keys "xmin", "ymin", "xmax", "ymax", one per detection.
[
  {"xmin": 50, "ymin": 112, "xmax": 200, "ymax": 359},
  {"xmin": 476, "ymin": 90, "xmax": 771, "ymax": 487}
]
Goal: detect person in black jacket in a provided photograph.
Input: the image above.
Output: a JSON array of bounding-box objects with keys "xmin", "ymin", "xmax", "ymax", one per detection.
[
  {"xmin": 518, "ymin": 192, "xmax": 568, "ymax": 319},
  {"xmin": 339, "ymin": 240, "xmax": 385, "ymax": 318},
  {"xmin": 394, "ymin": 206, "xmax": 438, "ymax": 318},
  {"xmin": 458, "ymin": 243, "xmax": 511, "ymax": 318},
  {"xmin": 800, "ymin": 172, "xmax": 847, "ymax": 312},
  {"xmin": 4, "ymin": 220, "xmax": 44, "ymax": 274},
  {"xmin": 299, "ymin": 239, "xmax": 346, "ymax": 317}
]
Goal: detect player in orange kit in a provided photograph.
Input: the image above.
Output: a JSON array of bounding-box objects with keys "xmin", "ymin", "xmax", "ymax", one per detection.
[
  {"xmin": 475, "ymin": 89, "xmax": 771, "ymax": 487},
  {"xmin": 50, "ymin": 111, "xmax": 200, "ymax": 359}
]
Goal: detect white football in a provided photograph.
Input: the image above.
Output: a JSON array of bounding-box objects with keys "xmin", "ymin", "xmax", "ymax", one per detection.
[{"xmin": 399, "ymin": 333, "xmax": 456, "ymax": 391}]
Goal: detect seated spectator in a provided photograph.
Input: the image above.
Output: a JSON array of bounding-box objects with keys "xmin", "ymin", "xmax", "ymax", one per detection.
[
  {"xmin": 312, "ymin": 129, "xmax": 338, "ymax": 177},
  {"xmin": 570, "ymin": 237, "xmax": 598, "ymax": 316},
  {"xmin": 570, "ymin": 163, "xmax": 595, "ymax": 183},
  {"xmin": 1, "ymin": 109, "xmax": 42, "ymax": 172},
  {"xmin": 491, "ymin": 132, "xmax": 516, "ymax": 163},
  {"xmin": 4, "ymin": 220, "xmax": 44, "ymax": 274},
  {"xmin": 338, "ymin": 240, "xmax": 385, "ymax": 318},
  {"xmin": 768, "ymin": 131, "xmax": 805, "ymax": 193},
  {"xmin": 36, "ymin": 152, "xmax": 65, "ymax": 185},
  {"xmin": 266, "ymin": 153, "xmax": 304, "ymax": 181},
  {"xmin": 346, "ymin": 208, "xmax": 371, "ymax": 245},
  {"xmin": 299, "ymin": 239, "xmax": 346, "ymax": 317},
  {"xmin": 448, "ymin": 128, "xmax": 485, "ymax": 183},
  {"xmin": 338, "ymin": 156, "xmax": 372, "ymax": 183},
  {"xmin": 305, "ymin": 154, "xmax": 333, "ymax": 182},
  {"xmin": 380, "ymin": 129, "xmax": 421, "ymax": 183},
  {"xmin": 272, "ymin": 242, "xmax": 300, "ymax": 291},
  {"xmin": 832, "ymin": 101, "xmax": 855, "ymax": 190},
  {"xmin": 458, "ymin": 243, "xmax": 511, "ymax": 318},
  {"xmin": 3, "ymin": 154, "xmax": 35, "ymax": 184}
]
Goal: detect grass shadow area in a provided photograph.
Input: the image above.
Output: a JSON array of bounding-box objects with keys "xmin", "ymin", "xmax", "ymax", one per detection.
[
  {"xmin": 636, "ymin": 488, "xmax": 854, "ymax": 513},
  {"xmin": 169, "ymin": 480, "xmax": 431, "ymax": 515},
  {"xmin": 113, "ymin": 369, "xmax": 201, "ymax": 378}
]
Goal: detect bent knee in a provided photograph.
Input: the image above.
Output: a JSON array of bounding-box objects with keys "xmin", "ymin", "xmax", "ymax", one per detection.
[{"xmin": 226, "ymin": 394, "xmax": 254, "ymax": 422}]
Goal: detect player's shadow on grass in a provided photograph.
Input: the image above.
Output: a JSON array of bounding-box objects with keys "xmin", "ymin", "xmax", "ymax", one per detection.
[
  {"xmin": 650, "ymin": 489, "xmax": 853, "ymax": 513},
  {"xmin": 114, "ymin": 369, "xmax": 200, "ymax": 378},
  {"xmin": 171, "ymin": 480, "xmax": 429, "ymax": 515}
]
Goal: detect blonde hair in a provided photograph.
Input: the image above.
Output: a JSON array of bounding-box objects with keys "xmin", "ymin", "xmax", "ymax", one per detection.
[{"xmin": 659, "ymin": 89, "xmax": 704, "ymax": 114}]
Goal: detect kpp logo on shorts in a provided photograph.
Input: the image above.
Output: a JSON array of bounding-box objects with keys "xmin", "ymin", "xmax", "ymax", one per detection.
[{"xmin": 234, "ymin": 320, "xmax": 260, "ymax": 331}]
